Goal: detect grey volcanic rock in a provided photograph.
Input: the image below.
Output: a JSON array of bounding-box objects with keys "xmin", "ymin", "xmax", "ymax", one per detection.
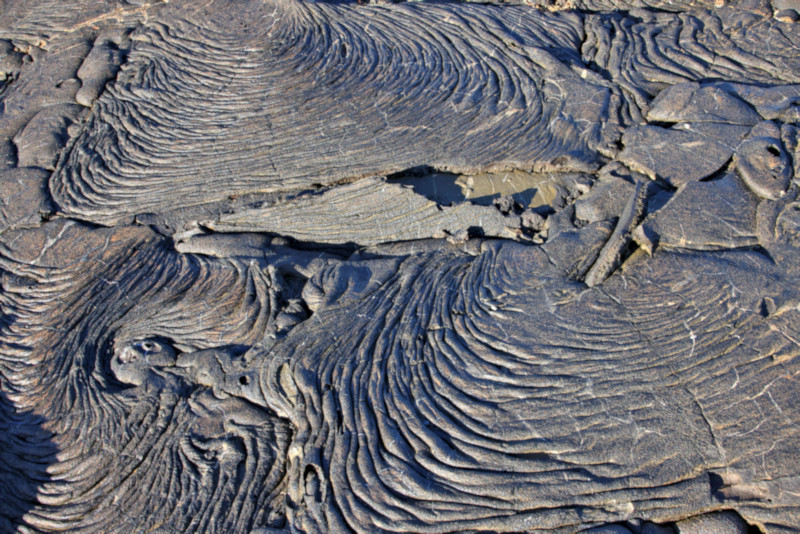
[
  {"xmin": 0, "ymin": 167, "xmax": 51, "ymax": 232},
  {"xmin": 49, "ymin": 0, "xmax": 623, "ymax": 225},
  {"xmin": 647, "ymin": 82, "xmax": 763, "ymax": 125},
  {"xmin": 255, "ymin": 229, "xmax": 800, "ymax": 532},
  {"xmin": 12, "ymin": 103, "xmax": 82, "ymax": 169},
  {"xmin": 0, "ymin": 221, "xmax": 290, "ymax": 532},
  {"xmin": 674, "ymin": 510, "xmax": 750, "ymax": 533},
  {"xmin": 638, "ymin": 173, "xmax": 761, "ymax": 250},
  {"xmin": 198, "ymin": 177, "xmax": 521, "ymax": 245},
  {"xmin": 735, "ymin": 121, "xmax": 794, "ymax": 200},
  {"xmin": 618, "ymin": 124, "xmax": 736, "ymax": 187},
  {"xmin": 1, "ymin": 0, "xmax": 800, "ymax": 533}
]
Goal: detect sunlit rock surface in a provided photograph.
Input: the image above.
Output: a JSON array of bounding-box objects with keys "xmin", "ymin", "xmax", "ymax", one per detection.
[{"xmin": 1, "ymin": 0, "xmax": 799, "ymax": 532}]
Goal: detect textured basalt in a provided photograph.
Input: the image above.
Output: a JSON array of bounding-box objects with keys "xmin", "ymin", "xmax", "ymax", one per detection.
[{"xmin": 1, "ymin": 0, "xmax": 800, "ymax": 532}]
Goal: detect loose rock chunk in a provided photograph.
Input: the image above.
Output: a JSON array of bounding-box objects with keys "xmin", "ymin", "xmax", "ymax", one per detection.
[
  {"xmin": 618, "ymin": 125, "xmax": 736, "ymax": 188},
  {"xmin": 75, "ymin": 30, "xmax": 130, "ymax": 107},
  {"xmin": 735, "ymin": 121, "xmax": 793, "ymax": 199},
  {"xmin": 647, "ymin": 82, "xmax": 762, "ymax": 125},
  {"xmin": 574, "ymin": 163, "xmax": 639, "ymax": 226},
  {"xmin": 713, "ymin": 83, "xmax": 800, "ymax": 122},
  {"xmin": 0, "ymin": 167, "xmax": 51, "ymax": 233},
  {"xmin": 582, "ymin": 179, "xmax": 647, "ymax": 286},
  {"xmin": 674, "ymin": 510, "xmax": 749, "ymax": 534},
  {"xmin": 0, "ymin": 39, "xmax": 23, "ymax": 83},
  {"xmin": 637, "ymin": 173, "xmax": 760, "ymax": 251},
  {"xmin": 12, "ymin": 103, "xmax": 82, "ymax": 169}
]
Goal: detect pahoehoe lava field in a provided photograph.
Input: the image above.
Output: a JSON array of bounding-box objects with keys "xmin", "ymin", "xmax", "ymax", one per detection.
[{"xmin": 1, "ymin": 0, "xmax": 800, "ymax": 532}]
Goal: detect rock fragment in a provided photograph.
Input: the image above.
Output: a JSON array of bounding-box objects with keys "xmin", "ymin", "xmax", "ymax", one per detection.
[
  {"xmin": 493, "ymin": 194, "xmax": 519, "ymax": 215},
  {"xmin": 574, "ymin": 163, "xmax": 638, "ymax": 226},
  {"xmin": 0, "ymin": 167, "xmax": 51, "ymax": 232},
  {"xmin": 0, "ymin": 39, "xmax": 23, "ymax": 81},
  {"xmin": 711, "ymin": 83, "xmax": 800, "ymax": 122},
  {"xmin": 774, "ymin": 7, "xmax": 800, "ymax": 21},
  {"xmin": 75, "ymin": 30, "xmax": 129, "ymax": 107},
  {"xmin": 618, "ymin": 125, "xmax": 735, "ymax": 188},
  {"xmin": 647, "ymin": 82, "xmax": 762, "ymax": 125},
  {"xmin": 674, "ymin": 511, "xmax": 749, "ymax": 534},
  {"xmin": 12, "ymin": 103, "xmax": 82, "ymax": 169},
  {"xmin": 735, "ymin": 121, "xmax": 792, "ymax": 199},
  {"xmin": 521, "ymin": 209, "xmax": 547, "ymax": 232},
  {"xmin": 582, "ymin": 179, "xmax": 647, "ymax": 286},
  {"xmin": 638, "ymin": 174, "xmax": 760, "ymax": 251}
]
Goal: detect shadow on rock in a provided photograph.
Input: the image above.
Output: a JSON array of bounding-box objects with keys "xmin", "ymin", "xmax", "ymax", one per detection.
[{"xmin": 0, "ymin": 388, "xmax": 58, "ymax": 531}]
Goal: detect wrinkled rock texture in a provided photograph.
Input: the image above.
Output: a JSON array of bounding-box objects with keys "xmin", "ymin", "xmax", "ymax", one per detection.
[{"xmin": 1, "ymin": 0, "xmax": 799, "ymax": 532}]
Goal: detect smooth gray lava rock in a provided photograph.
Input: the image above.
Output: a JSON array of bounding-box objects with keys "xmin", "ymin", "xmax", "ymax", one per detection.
[
  {"xmin": 198, "ymin": 177, "xmax": 521, "ymax": 245},
  {"xmin": 1, "ymin": 0, "xmax": 799, "ymax": 533},
  {"xmin": 674, "ymin": 510, "xmax": 749, "ymax": 533},
  {"xmin": 647, "ymin": 82, "xmax": 763, "ymax": 125},
  {"xmin": 618, "ymin": 125, "xmax": 735, "ymax": 187}
]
